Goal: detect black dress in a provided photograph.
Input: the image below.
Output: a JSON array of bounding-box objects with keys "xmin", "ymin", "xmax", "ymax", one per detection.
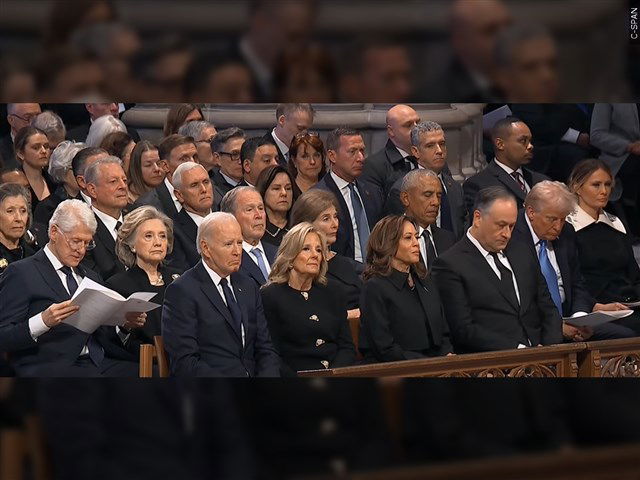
[
  {"xmin": 260, "ymin": 281, "xmax": 356, "ymax": 375},
  {"xmin": 359, "ymin": 268, "xmax": 453, "ymax": 363},
  {"xmin": 0, "ymin": 237, "xmax": 37, "ymax": 275},
  {"xmin": 23, "ymin": 168, "xmax": 57, "ymax": 215},
  {"xmin": 32, "ymin": 185, "xmax": 77, "ymax": 246},
  {"xmin": 262, "ymin": 218, "xmax": 288, "ymax": 247},
  {"xmin": 106, "ymin": 264, "xmax": 183, "ymax": 348},
  {"xmin": 327, "ymin": 253, "xmax": 363, "ymax": 310}
]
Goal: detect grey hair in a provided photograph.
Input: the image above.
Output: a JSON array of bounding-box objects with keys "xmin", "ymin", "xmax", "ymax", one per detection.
[
  {"xmin": 474, "ymin": 186, "xmax": 517, "ymax": 215},
  {"xmin": 172, "ymin": 161, "xmax": 205, "ymax": 191},
  {"xmin": 525, "ymin": 180, "xmax": 577, "ymax": 215},
  {"xmin": 85, "ymin": 115, "xmax": 127, "ymax": 148},
  {"xmin": 399, "ymin": 168, "xmax": 439, "ymax": 193},
  {"xmin": 83, "ymin": 155, "xmax": 123, "ymax": 186},
  {"xmin": 220, "ymin": 186, "xmax": 258, "ymax": 215},
  {"xmin": 410, "ymin": 121, "xmax": 443, "ymax": 147},
  {"xmin": 495, "ymin": 23, "xmax": 553, "ymax": 68},
  {"xmin": 178, "ymin": 120, "xmax": 215, "ymax": 140},
  {"xmin": 0, "ymin": 183, "xmax": 32, "ymax": 233},
  {"xmin": 196, "ymin": 211, "xmax": 238, "ymax": 254},
  {"xmin": 116, "ymin": 206, "xmax": 174, "ymax": 268},
  {"xmin": 48, "ymin": 199, "xmax": 97, "ymax": 235},
  {"xmin": 32, "ymin": 111, "xmax": 66, "ymax": 140},
  {"xmin": 49, "ymin": 141, "xmax": 86, "ymax": 184}
]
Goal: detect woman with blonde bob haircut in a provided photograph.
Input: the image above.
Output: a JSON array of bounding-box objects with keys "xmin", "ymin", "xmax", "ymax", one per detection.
[
  {"xmin": 261, "ymin": 222, "xmax": 356, "ymax": 375},
  {"xmin": 106, "ymin": 206, "xmax": 183, "ymax": 351}
]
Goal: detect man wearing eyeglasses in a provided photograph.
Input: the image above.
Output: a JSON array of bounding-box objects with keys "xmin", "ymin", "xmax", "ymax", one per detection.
[
  {"xmin": 210, "ymin": 127, "xmax": 246, "ymax": 198},
  {"xmin": 0, "ymin": 199, "xmax": 142, "ymax": 377},
  {"xmin": 1, "ymin": 103, "xmax": 41, "ymax": 169}
]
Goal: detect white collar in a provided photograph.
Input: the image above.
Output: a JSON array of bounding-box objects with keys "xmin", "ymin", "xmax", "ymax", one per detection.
[
  {"xmin": 43, "ymin": 244, "xmax": 64, "ymax": 271},
  {"xmin": 202, "ymin": 258, "xmax": 231, "ymax": 289},
  {"xmin": 243, "ymin": 240, "xmax": 265, "ymax": 256},
  {"xmin": 395, "ymin": 146, "xmax": 411, "ymax": 159},
  {"xmin": 92, "ymin": 206, "xmax": 123, "ymax": 234},
  {"xmin": 418, "ymin": 225, "xmax": 434, "ymax": 238},
  {"xmin": 524, "ymin": 213, "xmax": 541, "ymax": 245},
  {"xmin": 271, "ymin": 128, "xmax": 289, "ymax": 155},
  {"xmin": 466, "ymin": 228, "xmax": 503, "ymax": 258},
  {"xmin": 566, "ymin": 205, "xmax": 626, "ymax": 234},
  {"xmin": 330, "ymin": 170, "xmax": 351, "ymax": 190},
  {"xmin": 494, "ymin": 158, "xmax": 524, "ymax": 177},
  {"xmin": 220, "ymin": 171, "xmax": 239, "ymax": 187},
  {"xmin": 186, "ymin": 210, "xmax": 209, "ymax": 227},
  {"xmin": 164, "ymin": 177, "xmax": 178, "ymax": 201},
  {"xmin": 79, "ymin": 190, "xmax": 92, "ymax": 205}
]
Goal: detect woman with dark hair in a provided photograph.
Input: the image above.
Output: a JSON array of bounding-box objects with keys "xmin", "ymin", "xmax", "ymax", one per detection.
[
  {"xmin": 163, "ymin": 103, "xmax": 203, "ymax": 136},
  {"xmin": 100, "ymin": 131, "xmax": 135, "ymax": 173},
  {"xmin": 359, "ymin": 215, "xmax": 453, "ymax": 362},
  {"xmin": 566, "ymin": 159, "xmax": 640, "ymax": 333},
  {"xmin": 14, "ymin": 126, "xmax": 55, "ymax": 213},
  {"xmin": 0, "ymin": 184, "xmax": 37, "ymax": 274},
  {"xmin": 256, "ymin": 165, "xmax": 294, "ymax": 247},
  {"xmin": 288, "ymin": 132, "xmax": 326, "ymax": 201},
  {"xmin": 127, "ymin": 140, "xmax": 165, "ymax": 203}
]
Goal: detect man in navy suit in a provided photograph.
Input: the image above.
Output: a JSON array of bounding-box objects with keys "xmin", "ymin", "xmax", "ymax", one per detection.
[
  {"xmin": 314, "ymin": 127, "xmax": 383, "ymax": 262},
  {"xmin": 262, "ymin": 103, "xmax": 314, "ymax": 168},
  {"xmin": 162, "ymin": 212, "xmax": 280, "ymax": 377},
  {"xmin": 220, "ymin": 186, "xmax": 277, "ymax": 286},
  {"xmin": 0, "ymin": 200, "xmax": 142, "ymax": 377},
  {"xmin": 512, "ymin": 181, "xmax": 635, "ymax": 340}
]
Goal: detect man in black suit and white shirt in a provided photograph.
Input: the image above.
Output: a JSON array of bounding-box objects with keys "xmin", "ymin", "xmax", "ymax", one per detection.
[
  {"xmin": 314, "ymin": 127, "xmax": 383, "ymax": 262},
  {"xmin": 262, "ymin": 103, "xmax": 314, "ymax": 167},
  {"xmin": 463, "ymin": 116, "xmax": 548, "ymax": 218},
  {"xmin": 386, "ymin": 121, "xmax": 467, "ymax": 238},
  {"xmin": 398, "ymin": 169, "xmax": 456, "ymax": 272},
  {"xmin": 220, "ymin": 186, "xmax": 277, "ymax": 286},
  {"xmin": 432, "ymin": 186, "xmax": 563, "ymax": 353},
  {"xmin": 210, "ymin": 127, "xmax": 246, "ymax": 198}
]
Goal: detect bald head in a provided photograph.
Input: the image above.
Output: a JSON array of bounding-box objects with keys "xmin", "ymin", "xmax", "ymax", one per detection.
[{"xmin": 386, "ymin": 104, "xmax": 420, "ymax": 152}]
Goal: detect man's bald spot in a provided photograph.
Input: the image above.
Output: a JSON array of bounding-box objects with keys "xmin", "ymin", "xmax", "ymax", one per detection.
[{"xmin": 386, "ymin": 104, "xmax": 419, "ymax": 126}]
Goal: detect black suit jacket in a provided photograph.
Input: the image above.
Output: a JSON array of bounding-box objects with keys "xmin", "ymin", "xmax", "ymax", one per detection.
[
  {"xmin": 0, "ymin": 134, "xmax": 18, "ymax": 169},
  {"xmin": 0, "ymin": 250, "xmax": 125, "ymax": 376},
  {"xmin": 462, "ymin": 160, "xmax": 549, "ymax": 219},
  {"xmin": 511, "ymin": 210, "xmax": 594, "ymax": 317},
  {"xmin": 162, "ymin": 262, "xmax": 280, "ymax": 377},
  {"xmin": 432, "ymin": 236, "xmax": 563, "ymax": 353},
  {"xmin": 133, "ymin": 181, "xmax": 180, "ymax": 219},
  {"xmin": 210, "ymin": 168, "xmax": 237, "ymax": 200},
  {"xmin": 314, "ymin": 172, "xmax": 383, "ymax": 260},
  {"xmin": 360, "ymin": 139, "xmax": 412, "ymax": 206},
  {"xmin": 81, "ymin": 213, "xmax": 126, "ymax": 281},
  {"xmin": 262, "ymin": 130, "xmax": 288, "ymax": 168},
  {"xmin": 431, "ymin": 225, "xmax": 456, "ymax": 256},
  {"xmin": 239, "ymin": 242, "xmax": 278, "ymax": 286},
  {"xmin": 171, "ymin": 209, "xmax": 201, "ymax": 270},
  {"xmin": 66, "ymin": 123, "xmax": 140, "ymax": 143},
  {"xmin": 385, "ymin": 168, "xmax": 467, "ymax": 239}
]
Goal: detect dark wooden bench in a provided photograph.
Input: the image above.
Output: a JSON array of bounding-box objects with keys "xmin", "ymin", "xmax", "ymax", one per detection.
[{"xmin": 578, "ymin": 337, "xmax": 640, "ymax": 377}]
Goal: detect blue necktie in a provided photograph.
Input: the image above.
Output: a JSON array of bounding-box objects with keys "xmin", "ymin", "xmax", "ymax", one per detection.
[
  {"xmin": 250, "ymin": 247, "xmax": 269, "ymax": 282},
  {"xmin": 219, "ymin": 277, "xmax": 243, "ymax": 341},
  {"xmin": 538, "ymin": 240, "xmax": 563, "ymax": 314},
  {"xmin": 439, "ymin": 177, "xmax": 453, "ymax": 232},
  {"xmin": 347, "ymin": 183, "xmax": 370, "ymax": 259},
  {"xmin": 60, "ymin": 266, "xmax": 104, "ymax": 366}
]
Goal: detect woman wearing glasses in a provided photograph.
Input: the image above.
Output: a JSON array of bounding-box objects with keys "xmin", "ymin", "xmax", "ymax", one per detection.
[
  {"xmin": 14, "ymin": 126, "xmax": 56, "ymax": 213},
  {"xmin": 288, "ymin": 132, "xmax": 326, "ymax": 201}
]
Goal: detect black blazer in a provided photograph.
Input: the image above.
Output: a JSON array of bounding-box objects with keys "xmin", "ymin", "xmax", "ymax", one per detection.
[
  {"xmin": 360, "ymin": 139, "xmax": 412, "ymax": 206},
  {"xmin": 81, "ymin": 213, "xmax": 126, "ymax": 281},
  {"xmin": 314, "ymin": 172, "xmax": 383, "ymax": 260},
  {"xmin": 171, "ymin": 209, "xmax": 200, "ymax": 270},
  {"xmin": 66, "ymin": 123, "xmax": 140, "ymax": 143},
  {"xmin": 0, "ymin": 237, "xmax": 37, "ymax": 275},
  {"xmin": 239, "ymin": 242, "xmax": 278, "ymax": 286},
  {"xmin": 359, "ymin": 269, "xmax": 453, "ymax": 362},
  {"xmin": 432, "ymin": 236, "xmax": 563, "ymax": 353},
  {"xmin": 262, "ymin": 130, "xmax": 288, "ymax": 167},
  {"xmin": 511, "ymin": 210, "xmax": 594, "ymax": 316},
  {"xmin": 162, "ymin": 262, "xmax": 280, "ymax": 377},
  {"xmin": 210, "ymin": 167, "xmax": 237, "ymax": 200},
  {"xmin": 133, "ymin": 181, "xmax": 180, "ymax": 219},
  {"xmin": 0, "ymin": 249, "xmax": 126, "ymax": 376},
  {"xmin": 327, "ymin": 254, "xmax": 363, "ymax": 310},
  {"xmin": 462, "ymin": 160, "xmax": 548, "ymax": 219}
]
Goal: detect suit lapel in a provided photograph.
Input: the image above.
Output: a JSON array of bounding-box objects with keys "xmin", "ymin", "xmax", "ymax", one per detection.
[
  {"xmin": 503, "ymin": 246, "xmax": 529, "ymax": 313},
  {"xmin": 33, "ymin": 250, "xmax": 70, "ymax": 300},
  {"xmin": 178, "ymin": 210, "xmax": 198, "ymax": 244},
  {"xmin": 489, "ymin": 161, "xmax": 526, "ymax": 202},
  {"xmin": 241, "ymin": 250, "xmax": 266, "ymax": 284},
  {"xmin": 94, "ymin": 215, "xmax": 116, "ymax": 255},
  {"xmin": 157, "ymin": 182, "xmax": 178, "ymax": 217},
  {"xmin": 414, "ymin": 276, "xmax": 443, "ymax": 345}
]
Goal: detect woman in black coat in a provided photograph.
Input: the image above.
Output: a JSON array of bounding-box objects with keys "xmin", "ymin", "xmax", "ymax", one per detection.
[
  {"xmin": 359, "ymin": 215, "xmax": 453, "ymax": 363},
  {"xmin": 0, "ymin": 183, "xmax": 37, "ymax": 275},
  {"xmin": 261, "ymin": 222, "xmax": 356, "ymax": 375}
]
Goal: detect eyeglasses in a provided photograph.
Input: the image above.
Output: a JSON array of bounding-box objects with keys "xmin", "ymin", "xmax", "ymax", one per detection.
[
  {"xmin": 59, "ymin": 230, "xmax": 96, "ymax": 251},
  {"xmin": 9, "ymin": 113, "xmax": 38, "ymax": 123},
  {"xmin": 218, "ymin": 151, "xmax": 242, "ymax": 161},
  {"xmin": 294, "ymin": 132, "xmax": 319, "ymax": 139}
]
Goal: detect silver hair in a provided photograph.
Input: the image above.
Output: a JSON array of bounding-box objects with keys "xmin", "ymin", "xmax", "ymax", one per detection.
[
  {"xmin": 178, "ymin": 120, "xmax": 215, "ymax": 141},
  {"xmin": 85, "ymin": 115, "xmax": 127, "ymax": 148},
  {"xmin": 410, "ymin": 121, "xmax": 443, "ymax": 147},
  {"xmin": 83, "ymin": 155, "xmax": 123, "ymax": 185},
  {"xmin": 196, "ymin": 211, "xmax": 238, "ymax": 254},
  {"xmin": 49, "ymin": 141, "xmax": 86, "ymax": 184},
  {"xmin": 32, "ymin": 111, "xmax": 66, "ymax": 140},
  {"xmin": 172, "ymin": 161, "xmax": 205, "ymax": 191},
  {"xmin": 220, "ymin": 186, "xmax": 258, "ymax": 215},
  {"xmin": 399, "ymin": 168, "xmax": 439, "ymax": 193},
  {"xmin": 48, "ymin": 199, "xmax": 97, "ymax": 235},
  {"xmin": 116, "ymin": 206, "xmax": 174, "ymax": 268},
  {"xmin": 525, "ymin": 180, "xmax": 577, "ymax": 215}
]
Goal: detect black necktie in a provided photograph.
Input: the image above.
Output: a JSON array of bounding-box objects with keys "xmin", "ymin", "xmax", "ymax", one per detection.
[
  {"xmin": 422, "ymin": 229, "xmax": 437, "ymax": 271},
  {"xmin": 511, "ymin": 171, "xmax": 526, "ymax": 193},
  {"xmin": 488, "ymin": 252, "xmax": 519, "ymax": 306},
  {"xmin": 60, "ymin": 265, "xmax": 78, "ymax": 296},
  {"xmin": 404, "ymin": 155, "xmax": 417, "ymax": 171},
  {"xmin": 439, "ymin": 177, "xmax": 453, "ymax": 232},
  {"xmin": 115, "ymin": 221, "xmax": 122, "ymax": 231},
  {"xmin": 220, "ymin": 277, "xmax": 243, "ymax": 342}
]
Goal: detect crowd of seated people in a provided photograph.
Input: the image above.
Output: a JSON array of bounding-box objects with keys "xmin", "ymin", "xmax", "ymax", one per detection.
[{"xmin": 0, "ymin": 103, "xmax": 639, "ymax": 377}]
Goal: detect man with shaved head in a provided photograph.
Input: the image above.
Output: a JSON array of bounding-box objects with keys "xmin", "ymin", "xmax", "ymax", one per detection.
[
  {"xmin": 360, "ymin": 104, "xmax": 421, "ymax": 205},
  {"xmin": 162, "ymin": 212, "xmax": 280, "ymax": 377}
]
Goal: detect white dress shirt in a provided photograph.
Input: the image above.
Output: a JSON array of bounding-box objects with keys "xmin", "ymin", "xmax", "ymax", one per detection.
[
  {"xmin": 330, "ymin": 171, "xmax": 367, "ymax": 262},
  {"xmin": 493, "ymin": 159, "xmax": 531, "ymax": 193},
  {"xmin": 80, "ymin": 190, "xmax": 92, "ymax": 205},
  {"xmin": 220, "ymin": 171, "xmax": 239, "ymax": 187},
  {"xmin": 435, "ymin": 172, "xmax": 448, "ymax": 228},
  {"xmin": 165, "ymin": 178, "xmax": 183, "ymax": 213},
  {"xmin": 202, "ymin": 260, "xmax": 244, "ymax": 346},
  {"xmin": 92, "ymin": 207, "xmax": 123, "ymax": 240},
  {"xmin": 395, "ymin": 146, "xmax": 415, "ymax": 170},
  {"xmin": 242, "ymin": 240, "xmax": 272, "ymax": 275},
  {"xmin": 186, "ymin": 210, "xmax": 210, "ymax": 228},
  {"xmin": 271, "ymin": 128, "xmax": 289, "ymax": 162},
  {"xmin": 418, "ymin": 225, "xmax": 437, "ymax": 270},
  {"xmin": 524, "ymin": 214, "xmax": 565, "ymax": 303}
]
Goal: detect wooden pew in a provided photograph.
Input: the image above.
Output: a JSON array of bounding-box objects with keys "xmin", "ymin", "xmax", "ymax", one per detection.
[
  {"xmin": 577, "ymin": 337, "xmax": 640, "ymax": 377},
  {"xmin": 138, "ymin": 336, "xmax": 170, "ymax": 378},
  {"xmin": 298, "ymin": 343, "xmax": 584, "ymax": 378}
]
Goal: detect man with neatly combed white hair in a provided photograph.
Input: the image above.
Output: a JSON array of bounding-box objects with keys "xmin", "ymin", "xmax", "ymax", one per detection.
[
  {"xmin": 511, "ymin": 180, "xmax": 635, "ymax": 341},
  {"xmin": 162, "ymin": 211, "xmax": 280, "ymax": 377},
  {"xmin": 0, "ymin": 199, "xmax": 142, "ymax": 377}
]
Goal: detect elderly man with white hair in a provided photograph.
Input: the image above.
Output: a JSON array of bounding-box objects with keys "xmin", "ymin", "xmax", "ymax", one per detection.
[
  {"xmin": 84, "ymin": 115, "xmax": 127, "ymax": 148},
  {"xmin": 512, "ymin": 180, "xmax": 635, "ymax": 341},
  {"xmin": 162, "ymin": 211, "xmax": 280, "ymax": 377},
  {"xmin": 0, "ymin": 199, "xmax": 142, "ymax": 376}
]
